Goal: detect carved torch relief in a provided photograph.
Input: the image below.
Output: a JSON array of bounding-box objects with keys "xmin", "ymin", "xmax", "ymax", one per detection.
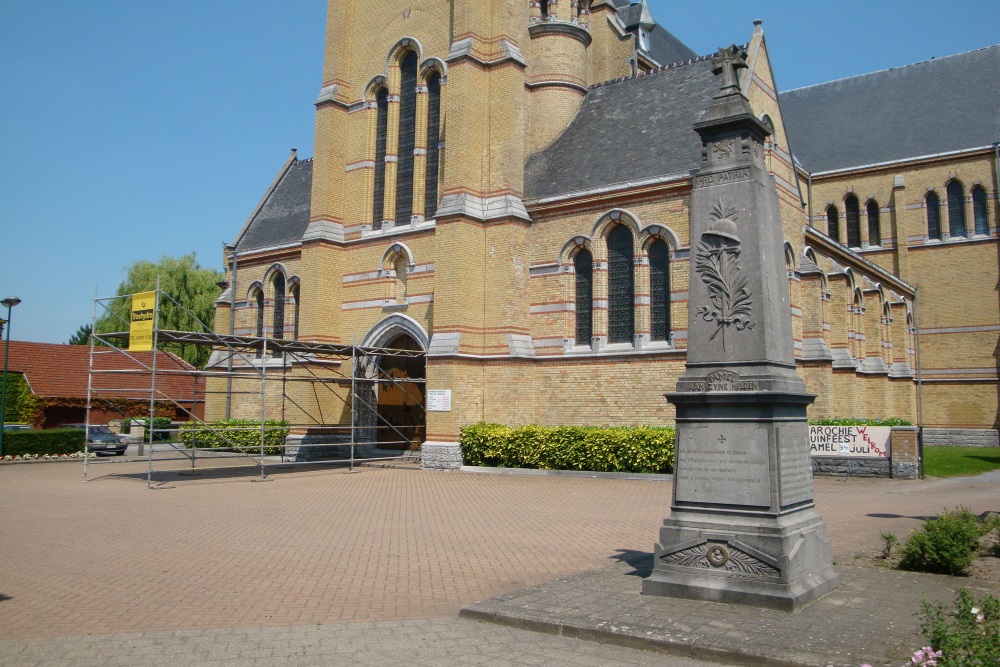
[{"xmin": 695, "ymin": 200, "xmax": 753, "ymax": 350}]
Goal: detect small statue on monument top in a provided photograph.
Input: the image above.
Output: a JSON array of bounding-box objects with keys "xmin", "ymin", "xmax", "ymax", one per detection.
[{"xmin": 711, "ymin": 45, "xmax": 748, "ymax": 97}]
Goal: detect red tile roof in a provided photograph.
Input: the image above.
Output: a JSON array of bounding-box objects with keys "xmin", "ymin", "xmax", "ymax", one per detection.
[{"xmin": 0, "ymin": 341, "xmax": 203, "ymax": 402}]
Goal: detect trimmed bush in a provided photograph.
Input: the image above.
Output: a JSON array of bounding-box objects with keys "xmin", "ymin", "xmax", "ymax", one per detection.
[
  {"xmin": 3, "ymin": 429, "xmax": 86, "ymax": 457},
  {"xmin": 460, "ymin": 422, "xmax": 674, "ymax": 474},
  {"xmin": 899, "ymin": 506, "xmax": 987, "ymax": 575},
  {"xmin": 178, "ymin": 420, "xmax": 289, "ymax": 455},
  {"xmin": 132, "ymin": 416, "xmax": 173, "ymax": 441},
  {"xmin": 808, "ymin": 418, "xmax": 911, "ymax": 426}
]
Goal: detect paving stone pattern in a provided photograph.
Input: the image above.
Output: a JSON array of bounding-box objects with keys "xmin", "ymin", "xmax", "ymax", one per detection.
[
  {"xmin": 0, "ymin": 619, "xmax": 731, "ymax": 667},
  {"xmin": 0, "ymin": 459, "xmax": 997, "ymax": 665},
  {"xmin": 462, "ymin": 560, "xmax": 996, "ymax": 667}
]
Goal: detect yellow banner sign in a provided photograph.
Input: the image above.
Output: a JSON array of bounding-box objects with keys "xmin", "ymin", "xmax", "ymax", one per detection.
[{"xmin": 129, "ymin": 291, "xmax": 156, "ymax": 351}]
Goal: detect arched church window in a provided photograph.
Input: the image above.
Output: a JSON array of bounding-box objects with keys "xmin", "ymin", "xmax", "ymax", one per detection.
[
  {"xmin": 607, "ymin": 225, "xmax": 635, "ymax": 344},
  {"xmin": 926, "ymin": 192, "xmax": 941, "ymax": 240},
  {"xmin": 845, "ymin": 194, "xmax": 861, "ymax": 247},
  {"xmin": 947, "ymin": 180, "xmax": 966, "ymax": 237},
  {"xmin": 867, "ymin": 200, "xmax": 881, "ymax": 246},
  {"xmin": 424, "ymin": 71, "xmax": 442, "ymax": 220},
  {"xmin": 272, "ymin": 273, "xmax": 285, "ymax": 354},
  {"xmin": 948, "ymin": 181, "xmax": 965, "ymax": 236},
  {"xmin": 395, "ymin": 51, "xmax": 419, "ymax": 225},
  {"xmin": 649, "ymin": 240, "xmax": 670, "ymax": 342},
  {"xmin": 372, "ymin": 88, "xmax": 389, "ymax": 226},
  {"xmin": 826, "ymin": 205, "xmax": 839, "ymax": 242},
  {"xmin": 540, "ymin": 0, "xmax": 550, "ymax": 19},
  {"xmin": 972, "ymin": 185, "xmax": 988, "ymax": 236},
  {"xmin": 290, "ymin": 283, "xmax": 300, "ymax": 341},
  {"xmin": 254, "ymin": 288, "xmax": 264, "ymax": 358},
  {"xmin": 574, "ymin": 249, "xmax": 593, "ymax": 345}
]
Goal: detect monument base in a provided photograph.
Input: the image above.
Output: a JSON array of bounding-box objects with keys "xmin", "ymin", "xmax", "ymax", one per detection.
[{"xmin": 642, "ymin": 508, "xmax": 841, "ymax": 611}]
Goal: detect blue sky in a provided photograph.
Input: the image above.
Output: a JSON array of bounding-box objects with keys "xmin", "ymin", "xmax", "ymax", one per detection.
[{"xmin": 1, "ymin": 1, "xmax": 998, "ymax": 344}]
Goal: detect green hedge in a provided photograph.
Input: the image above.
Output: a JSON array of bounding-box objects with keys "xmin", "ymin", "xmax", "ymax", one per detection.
[
  {"xmin": 460, "ymin": 422, "xmax": 675, "ymax": 473},
  {"xmin": 3, "ymin": 429, "xmax": 85, "ymax": 457},
  {"xmin": 808, "ymin": 418, "xmax": 912, "ymax": 426},
  {"xmin": 178, "ymin": 420, "xmax": 289, "ymax": 455},
  {"xmin": 131, "ymin": 416, "xmax": 173, "ymax": 441}
]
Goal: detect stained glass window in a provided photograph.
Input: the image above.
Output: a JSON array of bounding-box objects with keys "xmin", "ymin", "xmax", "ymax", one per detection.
[
  {"xmin": 291, "ymin": 284, "xmax": 300, "ymax": 340},
  {"xmin": 826, "ymin": 205, "xmax": 839, "ymax": 242},
  {"xmin": 972, "ymin": 186, "xmax": 989, "ymax": 236},
  {"xmin": 255, "ymin": 289, "xmax": 264, "ymax": 358},
  {"xmin": 424, "ymin": 72, "xmax": 441, "ymax": 220},
  {"xmin": 867, "ymin": 200, "xmax": 880, "ymax": 246},
  {"xmin": 845, "ymin": 195, "xmax": 860, "ymax": 247},
  {"xmin": 395, "ymin": 51, "xmax": 418, "ymax": 225},
  {"xmin": 926, "ymin": 192, "xmax": 941, "ymax": 240},
  {"xmin": 271, "ymin": 274, "xmax": 285, "ymax": 357},
  {"xmin": 574, "ymin": 249, "xmax": 593, "ymax": 345},
  {"xmin": 607, "ymin": 225, "xmax": 634, "ymax": 344},
  {"xmin": 947, "ymin": 181, "xmax": 966, "ymax": 237},
  {"xmin": 649, "ymin": 240, "xmax": 670, "ymax": 342},
  {"xmin": 373, "ymin": 88, "xmax": 389, "ymax": 226}
]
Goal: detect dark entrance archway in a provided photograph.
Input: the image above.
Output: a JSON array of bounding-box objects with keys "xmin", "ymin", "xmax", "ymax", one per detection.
[{"xmin": 374, "ymin": 333, "xmax": 425, "ymax": 449}]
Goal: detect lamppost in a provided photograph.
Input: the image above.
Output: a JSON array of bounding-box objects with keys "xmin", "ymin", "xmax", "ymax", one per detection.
[{"xmin": 0, "ymin": 295, "xmax": 23, "ymax": 458}]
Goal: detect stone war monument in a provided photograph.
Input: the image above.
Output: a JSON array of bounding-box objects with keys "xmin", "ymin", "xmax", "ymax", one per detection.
[{"xmin": 642, "ymin": 46, "xmax": 840, "ymax": 610}]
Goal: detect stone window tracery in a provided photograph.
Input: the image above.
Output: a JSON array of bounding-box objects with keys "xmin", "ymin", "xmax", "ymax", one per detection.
[
  {"xmin": 607, "ymin": 225, "xmax": 635, "ymax": 344},
  {"xmin": 649, "ymin": 239, "xmax": 671, "ymax": 342},
  {"xmin": 574, "ymin": 249, "xmax": 593, "ymax": 345},
  {"xmin": 395, "ymin": 51, "xmax": 419, "ymax": 225}
]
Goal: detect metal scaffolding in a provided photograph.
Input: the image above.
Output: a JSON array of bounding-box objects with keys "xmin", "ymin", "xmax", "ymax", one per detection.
[{"xmin": 84, "ymin": 287, "xmax": 427, "ymax": 488}]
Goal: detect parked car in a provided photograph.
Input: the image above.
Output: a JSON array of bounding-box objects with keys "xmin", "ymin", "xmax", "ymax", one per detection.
[
  {"xmin": 2, "ymin": 423, "xmax": 32, "ymax": 431},
  {"xmin": 63, "ymin": 424, "xmax": 128, "ymax": 456}
]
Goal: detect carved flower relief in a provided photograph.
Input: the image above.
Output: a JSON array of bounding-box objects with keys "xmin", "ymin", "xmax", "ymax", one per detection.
[{"xmin": 694, "ymin": 200, "xmax": 753, "ymax": 350}]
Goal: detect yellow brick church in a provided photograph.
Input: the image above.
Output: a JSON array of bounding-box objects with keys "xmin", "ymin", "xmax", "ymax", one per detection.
[{"xmin": 208, "ymin": 0, "xmax": 999, "ymax": 467}]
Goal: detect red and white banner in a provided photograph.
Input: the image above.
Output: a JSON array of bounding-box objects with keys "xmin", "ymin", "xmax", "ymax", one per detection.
[{"xmin": 809, "ymin": 426, "xmax": 891, "ymax": 458}]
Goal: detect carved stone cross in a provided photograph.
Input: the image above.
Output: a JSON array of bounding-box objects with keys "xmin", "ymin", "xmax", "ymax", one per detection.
[{"xmin": 711, "ymin": 44, "xmax": 748, "ymax": 95}]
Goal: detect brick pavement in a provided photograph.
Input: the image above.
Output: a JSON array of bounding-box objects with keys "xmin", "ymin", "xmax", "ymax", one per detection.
[
  {"xmin": 0, "ymin": 459, "xmax": 996, "ymax": 656},
  {"xmin": 1, "ymin": 619, "xmax": 730, "ymax": 667}
]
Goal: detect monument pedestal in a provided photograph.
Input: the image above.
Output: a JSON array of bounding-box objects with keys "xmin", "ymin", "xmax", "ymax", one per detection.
[
  {"xmin": 643, "ymin": 389, "xmax": 840, "ymax": 611},
  {"xmin": 643, "ymin": 45, "xmax": 840, "ymax": 610}
]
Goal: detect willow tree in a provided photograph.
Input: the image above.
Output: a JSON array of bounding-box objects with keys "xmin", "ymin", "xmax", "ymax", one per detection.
[{"xmin": 95, "ymin": 253, "xmax": 223, "ymax": 368}]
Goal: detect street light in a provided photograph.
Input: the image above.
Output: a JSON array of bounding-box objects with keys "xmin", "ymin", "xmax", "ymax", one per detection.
[{"xmin": 0, "ymin": 295, "xmax": 23, "ymax": 458}]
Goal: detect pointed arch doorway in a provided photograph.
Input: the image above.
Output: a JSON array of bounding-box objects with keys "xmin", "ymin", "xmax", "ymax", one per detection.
[{"xmin": 356, "ymin": 316, "xmax": 427, "ymax": 451}]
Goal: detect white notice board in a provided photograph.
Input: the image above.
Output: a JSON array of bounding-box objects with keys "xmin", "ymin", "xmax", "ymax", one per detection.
[{"xmin": 427, "ymin": 389, "xmax": 452, "ymax": 412}]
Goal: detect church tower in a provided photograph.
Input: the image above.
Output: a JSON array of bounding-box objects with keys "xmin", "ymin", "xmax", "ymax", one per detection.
[{"xmin": 296, "ymin": 1, "xmax": 642, "ymax": 464}]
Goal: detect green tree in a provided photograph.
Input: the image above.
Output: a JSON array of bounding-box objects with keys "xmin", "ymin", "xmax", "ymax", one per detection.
[
  {"xmin": 68, "ymin": 323, "xmax": 92, "ymax": 346},
  {"xmin": 95, "ymin": 253, "xmax": 223, "ymax": 368}
]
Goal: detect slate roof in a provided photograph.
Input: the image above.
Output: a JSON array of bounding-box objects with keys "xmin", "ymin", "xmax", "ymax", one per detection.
[
  {"xmin": 779, "ymin": 45, "xmax": 1000, "ymax": 174},
  {"xmin": 234, "ymin": 158, "xmax": 313, "ymax": 252},
  {"xmin": 615, "ymin": 1, "xmax": 698, "ymax": 67},
  {"xmin": 525, "ymin": 54, "xmax": 719, "ymax": 201},
  {"xmin": 0, "ymin": 341, "xmax": 202, "ymax": 401}
]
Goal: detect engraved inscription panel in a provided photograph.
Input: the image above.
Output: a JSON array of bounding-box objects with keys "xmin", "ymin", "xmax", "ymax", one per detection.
[
  {"xmin": 778, "ymin": 425, "xmax": 814, "ymax": 507},
  {"xmin": 675, "ymin": 424, "xmax": 771, "ymax": 507}
]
